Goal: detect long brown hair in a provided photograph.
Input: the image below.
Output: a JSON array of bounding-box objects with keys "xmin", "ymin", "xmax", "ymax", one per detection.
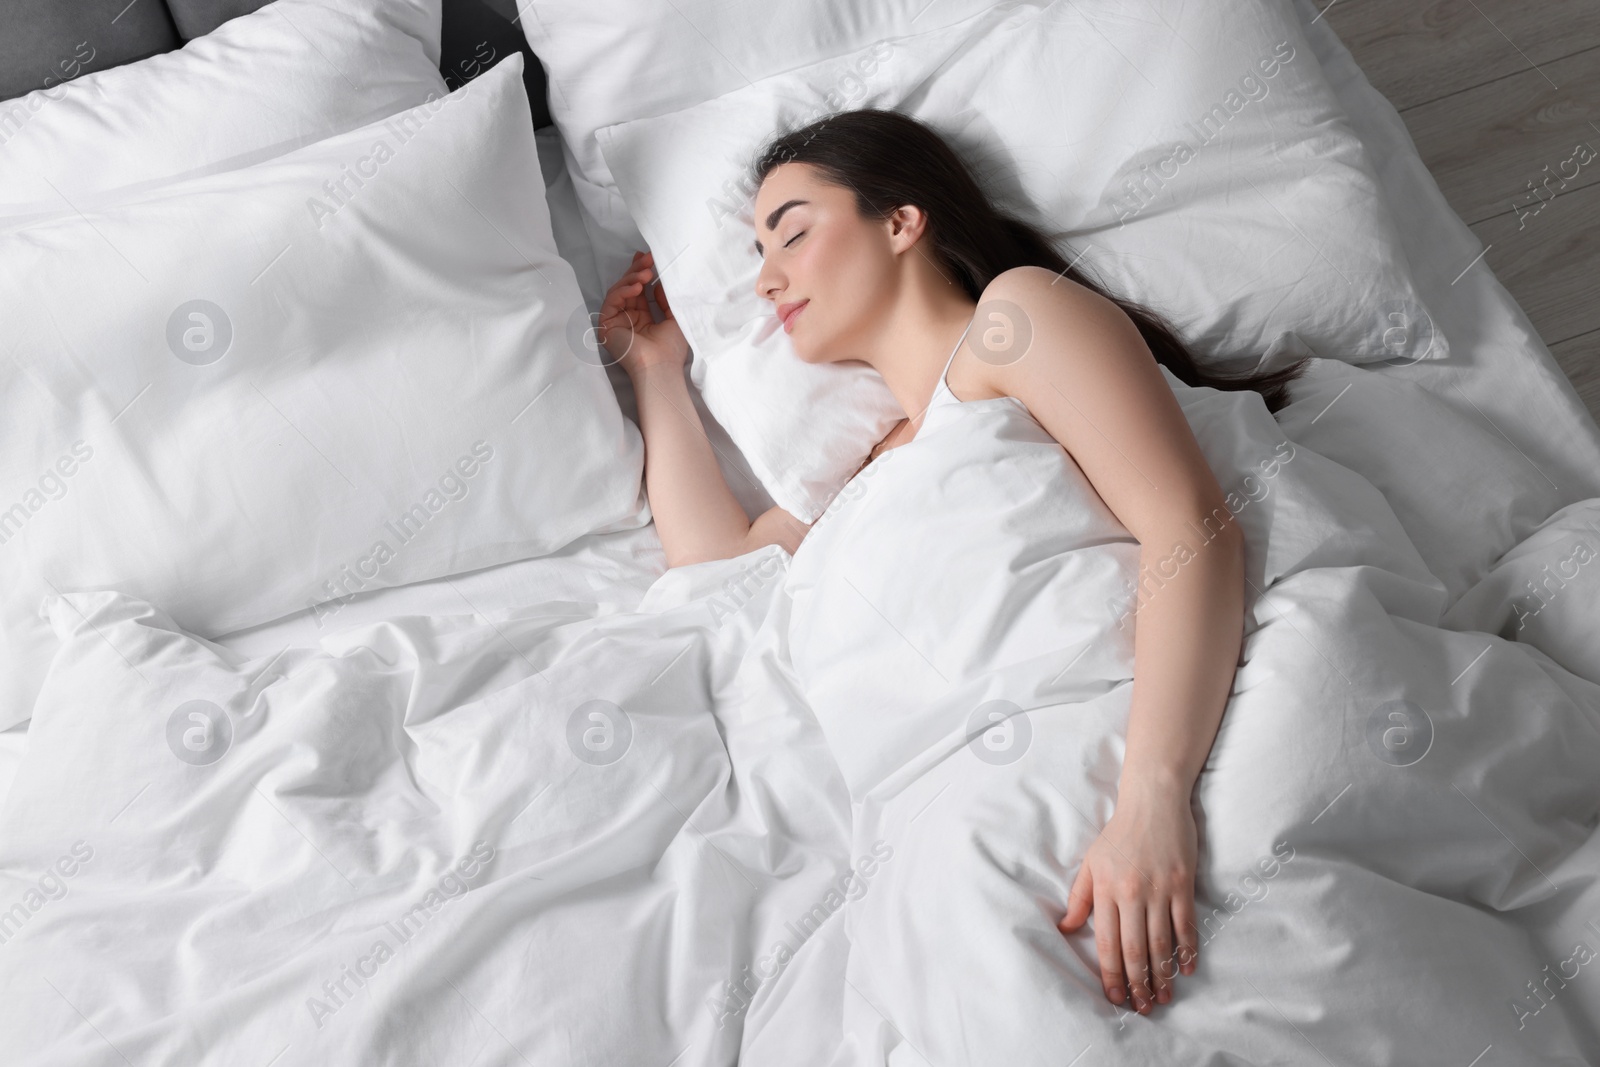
[{"xmin": 752, "ymin": 109, "xmax": 1309, "ymax": 413}]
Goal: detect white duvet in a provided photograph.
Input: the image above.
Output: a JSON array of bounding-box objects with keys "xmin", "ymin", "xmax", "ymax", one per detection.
[{"xmin": 2, "ymin": 373, "xmax": 1598, "ymax": 1065}]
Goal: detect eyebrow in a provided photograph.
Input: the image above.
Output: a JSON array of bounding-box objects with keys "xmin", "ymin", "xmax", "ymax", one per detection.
[{"xmin": 753, "ymin": 199, "xmax": 809, "ymax": 255}]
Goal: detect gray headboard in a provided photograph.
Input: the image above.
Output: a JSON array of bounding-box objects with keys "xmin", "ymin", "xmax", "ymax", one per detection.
[{"xmin": 0, "ymin": 0, "xmax": 552, "ymax": 127}]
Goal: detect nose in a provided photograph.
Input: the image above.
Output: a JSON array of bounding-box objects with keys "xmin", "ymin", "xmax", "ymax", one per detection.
[{"xmin": 755, "ymin": 253, "xmax": 782, "ymax": 303}]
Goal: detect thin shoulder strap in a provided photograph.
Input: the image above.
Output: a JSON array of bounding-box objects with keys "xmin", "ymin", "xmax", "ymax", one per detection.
[{"xmin": 941, "ymin": 319, "xmax": 973, "ymax": 380}]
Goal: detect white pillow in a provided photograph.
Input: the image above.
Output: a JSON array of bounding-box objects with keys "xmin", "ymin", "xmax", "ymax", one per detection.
[
  {"xmin": 535, "ymin": 126, "xmax": 603, "ymax": 311},
  {"xmin": 0, "ymin": 55, "xmax": 646, "ymax": 730},
  {"xmin": 592, "ymin": 0, "xmax": 1446, "ymax": 520},
  {"xmin": 518, "ymin": 0, "xmax": 1003, "ymax": 297},
  {"xmin": 0, "ymin": 0, "xmax": 445, "ymax": 218},
  {"xmin": 532, "ymin": 131, "xmax": 775, "ymax": 522}
]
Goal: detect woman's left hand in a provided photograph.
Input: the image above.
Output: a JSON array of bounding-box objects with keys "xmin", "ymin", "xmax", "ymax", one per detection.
[{"xmin": 1058, "ymin": 778, "xmax": 1200, "ymax": 1014}]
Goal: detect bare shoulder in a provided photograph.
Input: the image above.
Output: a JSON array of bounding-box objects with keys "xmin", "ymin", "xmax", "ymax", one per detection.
[
  {"xmin": 962, "ymin": 264, "xmax": 1227, "ymax": 539},
  {"xmin": 954, "ymin": 266, "xmax": 1128, "ymax": 400},
  {"xmin": 978, "ymin": 265, "xmax": 1115, "ymax": 323}
]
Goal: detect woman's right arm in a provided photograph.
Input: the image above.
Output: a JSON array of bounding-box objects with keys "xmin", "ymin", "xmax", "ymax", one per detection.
[{"xmin": 601, "ymin": 251, "xmax": 810, "ymax": 567}]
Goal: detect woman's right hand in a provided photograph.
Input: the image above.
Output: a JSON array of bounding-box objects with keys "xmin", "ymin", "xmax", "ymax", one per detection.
[{"xmin": 598, "ymin": 250, "xmax": 690, "ymax": 377}]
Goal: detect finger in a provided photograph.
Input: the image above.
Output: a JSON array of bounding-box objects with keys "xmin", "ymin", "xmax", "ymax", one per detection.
[
  {"xmin": 594, "ymin": 312, "xmax": 622, "ymax": 352},
  {"xmin": 613, "ymin": 274, "xmax": 652, "ymax": 302},
  {"xmin": 1120, "ymin": 896, "xmax": 1151, "ymax": 1013},
  {"xmin": 601, "ymin": 276, "xmax": 646, "ymax": 314},
  {"xmin": 596, "ymin": 300, "xmax": 637, "ymax": 342},
  {"xmin": 601, "ymin": 288, "xmax": 636, "ymax": 320},
  {"xmin": 620, "ymin": 278, "xmax": 649, "ymax": 318},
  {"xmin": 1148, "ymin": 899, "xmax": 1175, "ymax": 1004},
  {"xmin": 1093, "ymin": 887, "xmax": 1124, "ymax": 1006},
  {"xmin": 654, "ymin": 279, "xmax": 674, "ymax": 319},
  {"xmin": 1059, "ymin": 864, "xmax": 1093, "ymax": 933},
  {"xmin": 608, "ymin": 265, "xmax": 653, "ymax": 292},
  {"xmin": 629, "ymin": 266, "xmax": 658, "ymax": 299},
  {"xmin": 598, "ymin": 300, "xmax": 627, "ymax": 334},
  {"xmin": 1173, "ymin": 887, "xmax": 1200, "ymax": 977},
  {"xmin": 600, "ymin": 286, "xmax": 642, "ymax": 317}
]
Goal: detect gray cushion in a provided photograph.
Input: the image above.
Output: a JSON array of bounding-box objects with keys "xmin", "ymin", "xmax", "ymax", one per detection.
[
  {"xmin": 441, "ymin": 0, "xmax": 551, "ymax": 127},
  {"xmin": 164, "ymin": 0, "xmax": 272, "ymax": 40},
  {"xmin": 0, "ymin": 0, "xmax": 181, "ymax": 101}
]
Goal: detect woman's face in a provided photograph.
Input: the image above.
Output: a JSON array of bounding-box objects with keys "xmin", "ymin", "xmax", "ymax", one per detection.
[{"xmin": 752, "ymin": 162, "xmax": 911, "ymax": 364}]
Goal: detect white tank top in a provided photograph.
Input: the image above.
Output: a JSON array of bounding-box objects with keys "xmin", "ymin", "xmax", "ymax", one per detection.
[
  {"xmin": 927, "ymin": 319, "xmax": 975, "ymax": 412},
  {"xmin": 858, "ymin": 317, "xmax": 1007, "ymax": 473}
]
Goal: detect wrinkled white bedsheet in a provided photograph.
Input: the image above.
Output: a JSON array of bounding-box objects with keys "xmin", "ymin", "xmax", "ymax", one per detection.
[
  {"xmin": 2, "ymin": 370, "xmax": 1597, "ymax": 1066},
  {"xmin": 761, "ymin": 373, "xmax": 1600, "ymax": 1065},
  {"xmin": 0, "ymin": 547, "xmax": 845, "ymax": 1065}
]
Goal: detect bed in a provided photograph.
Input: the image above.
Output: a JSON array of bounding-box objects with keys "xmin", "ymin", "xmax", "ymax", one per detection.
[{"xmin": 0, "ymin": 1, "xmax": 1597, "ymax": 1064}]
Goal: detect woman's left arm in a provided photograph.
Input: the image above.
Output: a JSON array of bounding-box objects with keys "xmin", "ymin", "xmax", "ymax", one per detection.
[{"xmin": 972, "ymin": 267, "xmax": 1246, "ymax": 1016}]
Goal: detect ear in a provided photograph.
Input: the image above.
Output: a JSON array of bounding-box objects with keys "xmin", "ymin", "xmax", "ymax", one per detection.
[{"xmin": 884, "ymin": 203, "xmax": 930, "ymax": 255}]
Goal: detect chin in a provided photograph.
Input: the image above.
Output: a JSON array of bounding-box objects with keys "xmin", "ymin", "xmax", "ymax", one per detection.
[
  {"xmin": 786, "ymin": 334, "xmax": 819, "ymax": 363},
  {"xmin": 782, "ymin": 313, "xmax": 838, "ymax": 364}
]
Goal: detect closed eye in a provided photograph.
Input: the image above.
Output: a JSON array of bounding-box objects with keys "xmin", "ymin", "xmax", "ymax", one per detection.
[{"xmin": 753, "ymin": 228, "xmax": 806, "ymax": 258}]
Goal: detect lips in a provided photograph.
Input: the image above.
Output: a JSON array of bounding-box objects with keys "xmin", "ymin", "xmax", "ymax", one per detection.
[{"xmin": 778, "ymin": 300, "xmax": 808, "ymax": 333}]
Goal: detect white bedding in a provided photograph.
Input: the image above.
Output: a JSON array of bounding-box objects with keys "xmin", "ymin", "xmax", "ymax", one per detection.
[
  {"xmin": 593, "ymin": 0, "xmax": 1449, "ymax": 523},
  {"xmin": 1293, "ymin": 0, "xmax": 1600, "ymax": 504},
  {"xmin": 201, "ymin": 0, "xmax": 1600, "ymax": 672},
  {"xmin": 0, "ymin": 57, "xmax": 647, "ymax": 731},
  {"xmin": 759, "ymin": 371, "xmax": 1600, "ymax": 1064},
  {"xmin": 0, "ymin": 557, "xmax": 845, "ymax": 1066},
  {"xmin": 4, "ymin": 368, "xmax": 1598, "ymax": 1065},
  {"xmin": 4, "ymin": 2, "xmax": 1600, "ymax": 1064},
  {"xmin": 0, "ymin": 0, "xmax": 446, "ymax": 218}
]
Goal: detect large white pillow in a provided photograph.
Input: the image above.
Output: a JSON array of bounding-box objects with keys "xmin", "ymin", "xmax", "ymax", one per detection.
[
  {"xmin": 518, "ymin": 0, "xmax": 1003, "ymax": 297},
  {"xmin": 535, "ymin": 126, "xmax": 603, "ymax": 311},
  {"xmin": 0, "ymin": 55, "xmax": 646, "ymax": 730},
  {"xmin": 591, "ymin": 0, "xmax": 1446, "ymax": 521},
  {"xmin": 0, "ymin": 0, "xmax": 445, "ymax": 218}
]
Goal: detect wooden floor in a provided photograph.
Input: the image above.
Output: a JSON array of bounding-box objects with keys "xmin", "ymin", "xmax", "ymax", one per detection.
[{"xmin": 1323, "ymin": 0, "xmax": 1600, "ymax": 425}]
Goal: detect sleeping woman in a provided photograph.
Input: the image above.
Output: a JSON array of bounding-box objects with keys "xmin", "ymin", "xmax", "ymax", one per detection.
[{"xmin": 594, "ymin": 108, "xmax": 1309, "ymax": 1017}]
